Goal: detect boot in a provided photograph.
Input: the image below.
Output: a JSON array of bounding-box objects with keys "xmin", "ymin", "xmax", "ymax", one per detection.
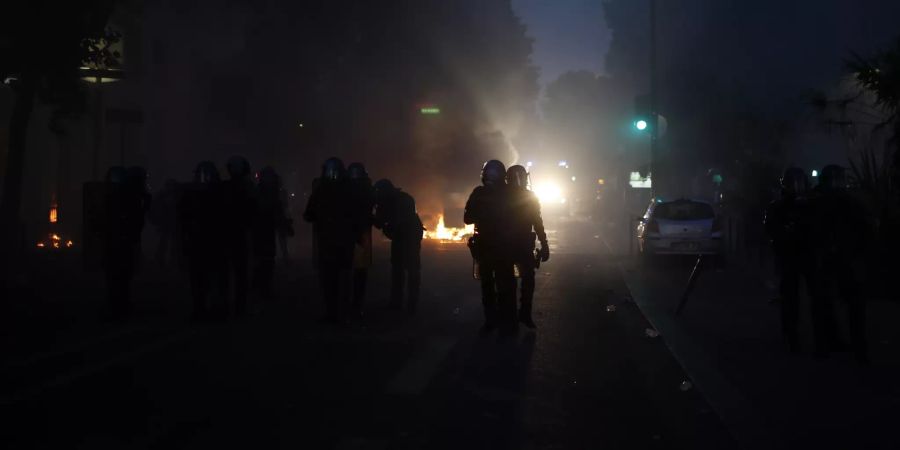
[{"xmin": 518, "ymin": 304, "xmax": 537, "ymax": 329}]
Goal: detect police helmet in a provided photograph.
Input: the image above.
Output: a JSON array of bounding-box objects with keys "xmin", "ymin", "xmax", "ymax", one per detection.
[
  {"xmin": 780, "ymin": 167, "xmax": 809, "ymax": 196},
  {"xmin": 194, "ymin": 161, "xmax": 220, "ymax": 184},
  {"xmin": 373, "ymin": 179, "xmax": 395, "ymax": 195},
  {"xmin": 347, "ymin": 162, "xmax": 368, "ymax": 180},
  {"xmin": 818, "ymin": 164, "xmax": 847, "ymax": 192},
  {"xmin": 506, "ymin": 165, "xmax": 529, "ymax": 190},
  {"xmin": 226, "ymin": 155, "xmax": 251, "ymax": 179},
  {"xmin": 482, "ymin": 160, "xmax": 506, "ymax": 186},
  {"xmin": 321, "ymin": 157, "xmax": 345, "ymax": 181},
  {"xmin": 106, "ymin": 166, "xmax": 128, "ymax": 184}
]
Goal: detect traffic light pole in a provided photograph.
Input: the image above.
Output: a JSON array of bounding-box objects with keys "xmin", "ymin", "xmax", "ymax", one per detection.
[{"xmin": 649, "ymin": 0, "xmax": 658, "ymax": 197}]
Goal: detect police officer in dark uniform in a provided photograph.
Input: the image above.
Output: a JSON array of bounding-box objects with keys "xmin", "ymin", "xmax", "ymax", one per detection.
[
  {"xmin": 373, "ymin": 179, "xmax": 424, "ymax": 314},
  {"xmin": 464, "ymin": 160, "xmax": 516, "ymax": 335},
  {"xmin": 179, "ymin": 161, "xmax": 228, "ymax": 319},
  {"xmin": 101, "ymin": 166, "xmax": 147, "ymax": 318},
  {"xmin": 764, "ymin": 167, "xmax": 820, "ymax": 353},
  {"xmin": 348, "ymin": 163, "xmax": 375, "ymax": 315},
  {"xmin": 222, "ymin": 156, "xmax": 258, "ymax": 316},
  {"xmin": 506, "ymin": 165, "xmax": 549, "ymax": 329},
  {"xmin": 815, "ymin": 164, "xmax": 869, "ymax": 363},
  {"xmin": 253, "ymin": 166, "xmax": 292, "ymax": 302},
  {"xmin": 304, "ymin": 157, "xmax": 357, "ymax": 323}
]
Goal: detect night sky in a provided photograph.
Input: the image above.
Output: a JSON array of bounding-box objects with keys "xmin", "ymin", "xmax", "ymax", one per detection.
[{"xmin": 511, "ymin": 0, "xmax": 611, "ymax": 86}]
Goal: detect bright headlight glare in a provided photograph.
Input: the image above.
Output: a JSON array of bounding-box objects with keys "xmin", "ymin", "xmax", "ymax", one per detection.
[{"xmin": 534, "ymin": 183, "xmax": 564, "ymax": 204}]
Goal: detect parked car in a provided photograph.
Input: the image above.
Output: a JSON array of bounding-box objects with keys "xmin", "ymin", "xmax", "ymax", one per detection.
[{"xmin": 636, "ymin": 198, "xmax": 722, "ymax": 255}]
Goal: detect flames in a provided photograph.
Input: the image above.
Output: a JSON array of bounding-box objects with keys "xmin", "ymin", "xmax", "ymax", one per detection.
[
  {"xmin": 36, "ymin": 233, "xmax": 73, "ymax": 249},
  {"xmin": 36, "ymin": 199, "xmax": 74, "ymax": 250},
  {"xmin": 423, "ymin": 214, "xmax": 474, "ymax": 242}
]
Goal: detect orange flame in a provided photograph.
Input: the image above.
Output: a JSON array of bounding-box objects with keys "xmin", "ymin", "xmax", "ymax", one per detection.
[{"xmin": 423, "ymin": 214, "xmax": 474, "ymax": 242}]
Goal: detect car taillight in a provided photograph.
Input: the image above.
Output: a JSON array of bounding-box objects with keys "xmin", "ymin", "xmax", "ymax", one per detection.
[
  {"xmin": 712, "ymin": 217, "xmax": 722, "ymax": 232},
  {"xmin": 646, "ymin": 219, "xmax": 659, "ymax": 233}
]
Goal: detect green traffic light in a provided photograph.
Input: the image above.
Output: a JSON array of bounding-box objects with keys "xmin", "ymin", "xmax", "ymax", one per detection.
[{"xmin": 634, "ymin": 119, "xmax": 648, "ymax": 131}]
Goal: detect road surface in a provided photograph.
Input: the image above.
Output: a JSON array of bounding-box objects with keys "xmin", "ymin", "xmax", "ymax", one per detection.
[{"xmin": 1, "ymin": 219, "xmax": 735, "ymax": 449}]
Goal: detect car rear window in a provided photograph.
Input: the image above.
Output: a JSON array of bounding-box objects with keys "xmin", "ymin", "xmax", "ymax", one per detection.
[{"xmin": 653, "ymin": 201, "xmax": 714, "ymax": 220}]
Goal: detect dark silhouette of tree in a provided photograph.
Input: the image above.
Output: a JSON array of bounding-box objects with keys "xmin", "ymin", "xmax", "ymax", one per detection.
[{"xmin": 143, "ymin": 0, "xmax": 537, "ymax": 221}]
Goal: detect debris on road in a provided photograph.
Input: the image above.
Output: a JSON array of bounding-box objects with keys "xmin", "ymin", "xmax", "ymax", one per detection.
[{"xmin": 644, "ymin": 328, "xmax": 660, "ymax": 338}]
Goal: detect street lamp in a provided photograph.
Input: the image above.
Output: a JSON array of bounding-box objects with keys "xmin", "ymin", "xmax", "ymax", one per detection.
[{"xmin": 79, "ymin": 66, "xmax": 123, "ymax": 180}]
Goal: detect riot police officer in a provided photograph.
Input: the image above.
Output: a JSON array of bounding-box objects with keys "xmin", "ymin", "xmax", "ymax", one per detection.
[
  {"xmin": 464, "ymin": 160, "xmax": 516, "ymax": 335},
  {"xmin": 101, "ymin": 166, "xmax": 147, "ymax": 318},
  {"xmin": 816, "ymin": 164, "xmax": 869, "ymax": 363},
  {"xmin": 304, "ymin": 158, "xmax": 357, "ymax": 323},
  {"xmin": 253, "ymin": 166, "xmax": 292, "ymax": 302},
  {"xmin": 179, "ymin": 162, "xmax": 228, "ymax": 319},
  {"xmin": 373, "ymin": 179, "xmax": 424, "ymax": 314},
  {"xmin": 764, "ymin": 167, "xmax": 820, "ymax": 353},
  {"xmin": 348, "ymin": 163, "xmax": 375, "ymax": 315},
  {"xmin": 506, "ymin": 165, "xmax": 549, "ymax": 329},
  {"xmin": 222, "ymin": 155, "xmax": 258, "ymax": 316}
]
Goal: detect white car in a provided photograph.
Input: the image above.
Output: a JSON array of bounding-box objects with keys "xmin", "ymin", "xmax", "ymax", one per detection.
[{"xmin": 637, "ymin": 198, "xmax": 722, "ymax": 255}]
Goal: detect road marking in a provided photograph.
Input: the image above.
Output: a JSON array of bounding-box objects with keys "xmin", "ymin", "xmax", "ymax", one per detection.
[{"xmin": 386, "ymin": 336, "xmax": 458, "ymax": 395}]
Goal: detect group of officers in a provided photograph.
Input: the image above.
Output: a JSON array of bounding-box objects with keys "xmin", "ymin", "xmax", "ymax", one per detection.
[
  {"xmin": 91, "ymin": 155, "xmax": 429, "ymax": 324},
  {"xmin": 90, "ymin": 156, "xmax": 294, "ymax": 319},
  {"xmin": 464, "ymin": 160, "xmax": 550, "ymax": 336},
  {"xmin": 303, "ymin": 157, "xmax": 424, "ymax": 323},
  {"xmin": 89, "ymin": 155, "xmax": 551, "ymax": 335},
  {"xmin": 765, "ymin": 164, "xmax": 869, "ymax": 364}
]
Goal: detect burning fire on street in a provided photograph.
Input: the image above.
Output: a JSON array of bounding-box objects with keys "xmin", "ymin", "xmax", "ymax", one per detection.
[
  {"xmin": 423, "ymin": 214, "xmax": 474, "ymax": 242},
  {"xmin": 36, "ymin": 200, "xmax": 74, "ymax": 250}
]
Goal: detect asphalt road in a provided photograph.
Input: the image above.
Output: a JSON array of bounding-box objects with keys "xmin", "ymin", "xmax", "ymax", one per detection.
[{"xmin": 1, "ymin": 219, "xmax": 735, "ymax": 449}]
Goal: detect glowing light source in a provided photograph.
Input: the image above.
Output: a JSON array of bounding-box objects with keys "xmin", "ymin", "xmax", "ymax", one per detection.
[
  {"xmin": 597, "ymin": 179, "xmax": 605, "ymax": 185},
  {"xmin": 420, "ymin": 107, "xmax": 441, "ymax": 115},
  {"xmin": 634, "ymin": 119, "xmax": 648, "ymax": 131},
  {"xmin": 526, "ymin": 161, "xmax": 533, "ymax": 168},
  {"xmin": 811, "ymin": 170, "xmax": 818, "ymax": 177},
  {"xmin": 571, "ymin": 176, "xmax": 577, "ymax": 182},
  {"xmin": 534, "ymin": 182, "xmax": 565, "ymax": 205},
  {"xmin": 629, "ymin": 171, "xmax": 652, "ymax": 189},
  {"xmin": 558, "ymin": 160, "xmax": 567, "ymax": 167},
  {"xmin": 423, "ymin": 214, "xmax": 473, "ymax": 242},
  {"xmin": 49, "ymin": 205, "xmax": 58, "ymax": 223}
]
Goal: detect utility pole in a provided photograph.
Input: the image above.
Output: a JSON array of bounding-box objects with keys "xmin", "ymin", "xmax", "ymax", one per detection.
[{"xmin": 649, "ymin": 0, "xmax": 659, "ymax": 197}]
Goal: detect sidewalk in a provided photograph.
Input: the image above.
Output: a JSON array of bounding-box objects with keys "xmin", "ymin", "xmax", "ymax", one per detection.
[{"xmin": 621, "ymin": 256, "xmax": 900, "ymax": 450}]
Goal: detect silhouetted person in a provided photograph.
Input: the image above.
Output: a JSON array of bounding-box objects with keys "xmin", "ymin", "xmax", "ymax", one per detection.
[
  {"xmin": 150, "ymin": 178, "xmax": 179, "ymax": 268},
  {"xmin": 765, "ymin": 167, "xmax": 821, "ymax": 354},
  {"xmin": 506, "ymin": 165, "xmax": 549, "ymax": 329},
  {"xmin": 464, "ymin": 160, "xmax": 516, "ymax": 335},
  {"xmin": 304, "ymin": 158, "xmax": 356, "ymax": 323},
  {"xmin": 179, "ymin": 162, "xmax": 228, "ymax": 319},
  {"xmin": 815, "ymin": 165, "xmax": 869, "ymax": 363},
  {"xmin": 348, "ymin": 163, "xmax": 375, "ymax": 315},
  {"xmin": 374, "ymin": 179, "xmax": 423, "ymax": 314},
  {"xmin": 277, "ymin": 185, "xmax": 294, "ymax": 264},
  {"xmin": 253, "ymin": 166, "xmax": 291, "ymax": 301},
  {"xmin": 101, "ymin": 166, "xmax": 147, "ymax": 318},
  {"xmin": 222, "ymin": 156, "xmax": 258, "ymax": 316}
]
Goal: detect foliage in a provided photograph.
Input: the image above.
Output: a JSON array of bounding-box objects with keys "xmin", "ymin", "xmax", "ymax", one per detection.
[{"xmin": 80, "ymin": 28, "xmax": 123, "ymax": 71}]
